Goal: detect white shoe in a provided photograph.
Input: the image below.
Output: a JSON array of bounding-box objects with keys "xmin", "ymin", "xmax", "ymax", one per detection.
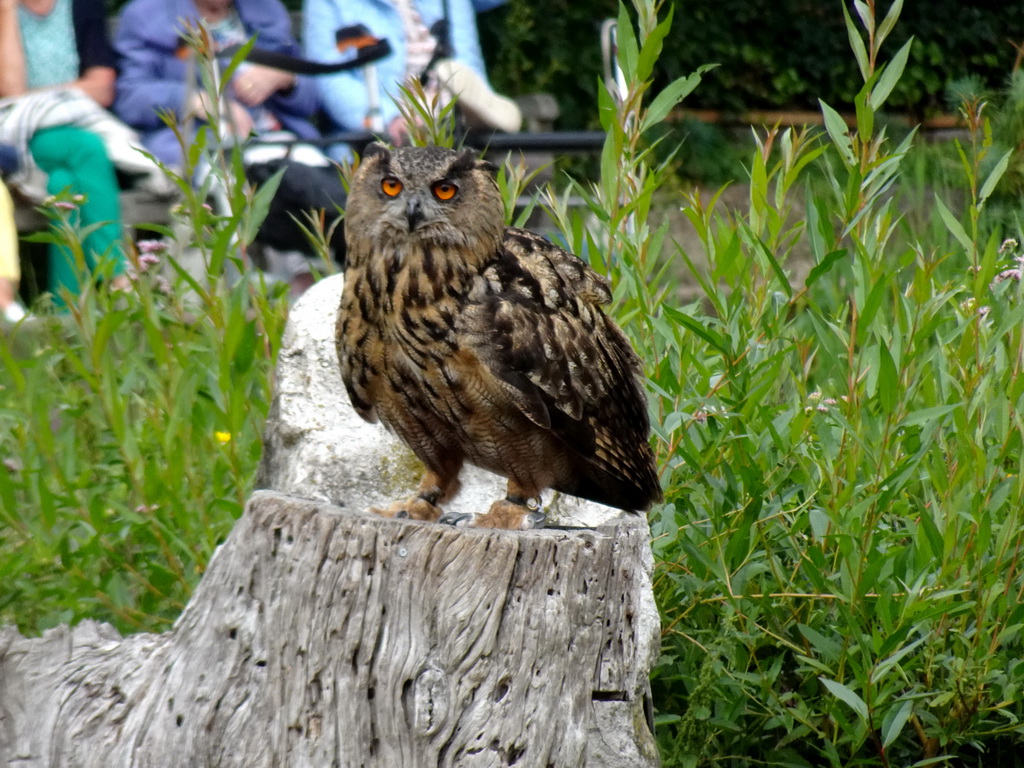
[
  {"xmin": 435, "ymin": 59, "xmax": 523, "ymax": 133},
  {"xmin": 2, "ymin": 301, "xmax": 26, "ymax": 324}
]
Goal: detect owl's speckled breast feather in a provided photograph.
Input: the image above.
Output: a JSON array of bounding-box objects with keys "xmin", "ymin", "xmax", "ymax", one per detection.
[{"xmin": 335, "ymin": 143, "xmax": 661, "ymax": 528}]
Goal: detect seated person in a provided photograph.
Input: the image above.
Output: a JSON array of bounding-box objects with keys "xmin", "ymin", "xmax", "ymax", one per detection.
[
  {"xmin": 114, "ymin": 0, "xmax": 347, "ymax": 289},
  {"xmin": 302, "ymin": 0, "xmax": 520, "ymax": 146},
  {"xmin": 0, "ymin": 0, "xmax": 130, "ymax": 304},
  {"xmin": 0, "ymin": 145, "xmax": 22, "ymax": 323},
  {"xmin": 0, "ymin": 179, "xmax": 25, "ymax": 323}
]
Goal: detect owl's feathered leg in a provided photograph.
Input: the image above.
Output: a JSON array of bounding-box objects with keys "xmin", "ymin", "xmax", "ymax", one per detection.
[
  {"xmin": 370, "ymin": 467, "xmax": 462, "ymax": 522},
  {"xmin": 441, "ymin": 479, "xmax": 547, "ymax": 530}
]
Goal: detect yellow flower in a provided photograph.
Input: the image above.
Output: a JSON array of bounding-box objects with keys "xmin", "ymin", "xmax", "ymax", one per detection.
[{"xmin": 215, "ymin": 431, "xmax": 232, "ymax": 444}]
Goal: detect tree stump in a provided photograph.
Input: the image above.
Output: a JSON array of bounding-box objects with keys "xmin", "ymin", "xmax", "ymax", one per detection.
[{"xmin": 0, "ymin": 276, "xmax": 661, "ymax": 766}]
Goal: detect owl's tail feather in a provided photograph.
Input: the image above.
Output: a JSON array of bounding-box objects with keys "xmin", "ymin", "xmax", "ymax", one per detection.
[{"xmin": 554, "ymin": 461, "xmax": 662, "ymax": 514}]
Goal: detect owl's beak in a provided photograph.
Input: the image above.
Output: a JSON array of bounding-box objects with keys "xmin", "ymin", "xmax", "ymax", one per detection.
[{"xmin": 405, "ymin": 195, "xmax": 425, "ymax": 231}]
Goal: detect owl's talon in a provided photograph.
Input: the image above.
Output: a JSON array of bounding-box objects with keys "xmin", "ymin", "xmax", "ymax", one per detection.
[
  {"xmin": 459, "ymin": 498, "xmax": 544, "ymax": 529},
  {"xmin": 524, "ymin": 510, "xmax": 547, "ymax": 529},
  {"xmin": 370, "ymin": 497, "xmax": 442, "ymax": 522},
  {"xmin": 438, "ymin": 512, "xmax": 474, "ymax": 527}
]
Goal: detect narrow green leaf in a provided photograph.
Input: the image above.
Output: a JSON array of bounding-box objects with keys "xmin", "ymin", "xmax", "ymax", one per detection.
[
  {"xmin": 805, "ymin": 249, "xmax": 847, "ymax": 288},
  {"xmin": 856, "ymin": 277, "xmax": 888, "ymax": 345},
  {"xmin": 882, "ymin": 700, "xmax": 914, "ymax": 748},
  {"xmin": 877, "ymin": 0, "xmax": 905, "ymax": 48},
  {"xmin": 979, "ymin": 147, "xmax": 1013, "ymax": 203},
  {"xmin": 918, "ymin": 510, "xmax": 945, "ymax": 560},
  {"xmin": 615, "ymin": 4, "xmax": 638, "ymax": 85},
  {"xmin": 232, "ymin": 321, "xmax": 259, "ymax": 377},
  {"xmin": 744, "ymin": 227, "xmax": 792, "ymax": 298},
  {"xmin": 798, "ymin": 624, "xmax": 842, "ymax": 661},
  {"xmin": 0, "ymin": 452, "xmax": 19, "ymax": 524},
  {"xmin": 901, "ymin": 404, "xmax": 959, "ymax": 427},
  {"xmin": 600, "ymin": 132, "xmax": 618, "ymax": 206},
  {"xmin": 807, "ymin": 312, "xmax": 849, "ymax": 363},
  {"xmin": 820, "ymin": 677, "xmax": 869, "ymax": 721},
  {"xmin": 92, "ymin": 312, "xmax": 124, "ymax": 362},
  {"xmin": 934, "ymin": 194, "xmax": 972, "ymax": 252},
  {"xmin": 819, "ymin": 100, "xmax": 855, "ymax": 166},
  {"xmin": 853, "ymin": 0, "xmax": 873, "ymax": 35},
  {"xmin": 842, "ymin": 3, "xmax": 871, "ymax": 81},
  {"xmin": 662, "ymin": 305, "xmax": 731, "ymax": 358},
  {"xmin": 724, "ymin": 511, "xmax": 754, "ymax": 569},
  {"xmin": 854, "ymin": 86, "xmax": 874, "ymax": 140},
  {"xmin": 877, "ymin": 342, "xmax": 898, "ymax": 413},
  {"xmin": 242, "ymin": 165, "xmax": 282, "ymax": 246},
  {"xmin": 635, "ymin": 4, "xmax": 673, "ymax": 82},
  {"xmin": 872, "ymin": 637, "xmax": 927, "ymax": 684},
  {"xmin": 910, "ymin": 757, "xmax": 962, "ymax": 767},
  {"xmin": 641, "ymin": 66, "xmax": 714, "ymax": 132},
  {"xmin": 597, "ymin": 74, "xmax": 617, "ymax": 132},
  {"xmin": 870, "ymin": 38, "xmax": 913, "ymax": 110}
]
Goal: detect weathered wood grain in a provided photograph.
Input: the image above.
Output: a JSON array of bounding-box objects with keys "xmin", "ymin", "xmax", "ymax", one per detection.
[{"xmin": 0, "ymin": 492, "xmax": 659, "ymax": 767}]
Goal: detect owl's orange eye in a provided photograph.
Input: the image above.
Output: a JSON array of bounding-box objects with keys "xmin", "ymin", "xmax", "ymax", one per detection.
[
  {"xmin": 381, "ymin": 177, "xmax": 403, "ymax": 197},
  {"xmin": 431, "ymin": 181, "xmax": 458, "ymax": 201}
]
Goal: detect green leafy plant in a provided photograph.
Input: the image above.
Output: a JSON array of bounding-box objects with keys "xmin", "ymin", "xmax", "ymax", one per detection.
[
  {"xmin": 0, "ymin": 31, "xmax": 291, "ymax": 633},
  {"xmin": 3, "ymin": 2, "xmax": 1024, "ymax": 766},
  {"xmin": 542, "ymin": 0, "xmax": 1024, "ymax": 764}
]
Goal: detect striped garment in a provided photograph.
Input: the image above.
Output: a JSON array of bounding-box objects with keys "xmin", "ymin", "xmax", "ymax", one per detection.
[
  {"xmin": 0, "ymin": 88, "xmax": 169, "ymax": 201},
  {"xmin": 393, "ymin": 0, "xmax": 447, "ymax": 107}
]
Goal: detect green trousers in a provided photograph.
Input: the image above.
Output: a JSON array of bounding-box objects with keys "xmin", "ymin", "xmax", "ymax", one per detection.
[{"xmin": 29, "ymin": 125, "xmax": 125, "ymax": 301}]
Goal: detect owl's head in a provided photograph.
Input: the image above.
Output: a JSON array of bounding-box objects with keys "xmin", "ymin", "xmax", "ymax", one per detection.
[{"xmin": 345, "ymin": 143, "xmax": 504, "ymax": 256}]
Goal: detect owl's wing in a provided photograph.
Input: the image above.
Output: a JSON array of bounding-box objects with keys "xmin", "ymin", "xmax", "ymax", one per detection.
[
  {"xmin": 458, "ymin": 228, "xmax": 660, "ymax": 508},
  {"xmin": 336, "ymin": 264, "xmax": 381, "ymax": 424}
]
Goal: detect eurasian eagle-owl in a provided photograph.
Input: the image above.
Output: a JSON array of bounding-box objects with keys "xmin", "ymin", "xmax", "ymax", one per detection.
[{"xmin": 336, "ymin": 143, "xmax": 661, "ymax": 529}]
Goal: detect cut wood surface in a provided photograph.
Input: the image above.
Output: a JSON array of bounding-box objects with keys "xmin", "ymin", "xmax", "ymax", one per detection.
[{"xmin": 0, "ymin": 492, "xmax": 659, "ymax": 767}]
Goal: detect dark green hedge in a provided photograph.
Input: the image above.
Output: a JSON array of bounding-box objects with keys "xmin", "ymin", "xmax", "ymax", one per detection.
[
  {"xmin": 108, "ymin": 0, "xmax": 1024, "ymax": 130},
  {"xmin": 477, "ymin": 1, "xmax": 1024, "ymax": 128}
]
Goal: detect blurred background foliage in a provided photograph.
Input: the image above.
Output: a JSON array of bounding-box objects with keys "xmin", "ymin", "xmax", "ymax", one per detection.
[
  {"xmin": 104, "ymin": 0, "xmax": 1024, "ymax": 130},
  {"xmin": 475, "ymin": 0, "xmax": 1023, "ymax": 128}
]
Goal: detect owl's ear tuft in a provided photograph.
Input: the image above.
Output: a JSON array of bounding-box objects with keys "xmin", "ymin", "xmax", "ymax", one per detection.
[
  {"xmin": 450, "ymin": 149, "xmax": 497, "ymax": 179},
  {"xmin": 476, "ymin": 158, "xmax": 499, "ymax": 178},
  {"xmin": 448, "ymin": 148, "xmax": 482, "ymax": 179},
  {"xmin": 361, "ymin": 142, "xmax": 391, "ymax": 164}
]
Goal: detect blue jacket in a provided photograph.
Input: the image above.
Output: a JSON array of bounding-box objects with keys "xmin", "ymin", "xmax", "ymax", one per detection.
[
  {"xmin": 0, "ymin": 145, "xmax": 19, "ymax": 177},
  {"xmin": 301, "ymin": 0, "xmax": 491, "ymax": 133},
  {"xmin": 113, "ymin": 0, "xmax": 321, "ymax": 167}
]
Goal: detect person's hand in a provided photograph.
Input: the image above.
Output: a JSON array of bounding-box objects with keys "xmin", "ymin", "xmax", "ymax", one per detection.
[
  {"xmin": 110, "ymin": 274, "xmax": 132, "ymax": 293},
  {"xmin": 191, "ymin": 93, "xmax": 254, "ymax": 137},
  {"xmin": 226, "ymin": 99, "xmax": 254, "ymax": 137},
  {"xmin": 191, "ymin": 92, "xmax": 213, "ymax": 119},
  {"xmin": 232, "ymin": 65, "xmax": 295, "ymax": 107},
  {"xmin": 386, "ymin": 115, "xmax": 409, "ymax": 145},
  {"xmin": 0, "ymin": 276, "xmax": 15, "ymax": 309}
]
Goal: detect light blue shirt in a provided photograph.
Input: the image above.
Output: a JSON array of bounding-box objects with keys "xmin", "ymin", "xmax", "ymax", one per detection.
[
  {"xmin": 302, "ymin": 0, "xmax": 490, "ymax": 134},
  {"xmin": 18, "ymin": 0, "xmax": 80, "ymax": 89}
]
